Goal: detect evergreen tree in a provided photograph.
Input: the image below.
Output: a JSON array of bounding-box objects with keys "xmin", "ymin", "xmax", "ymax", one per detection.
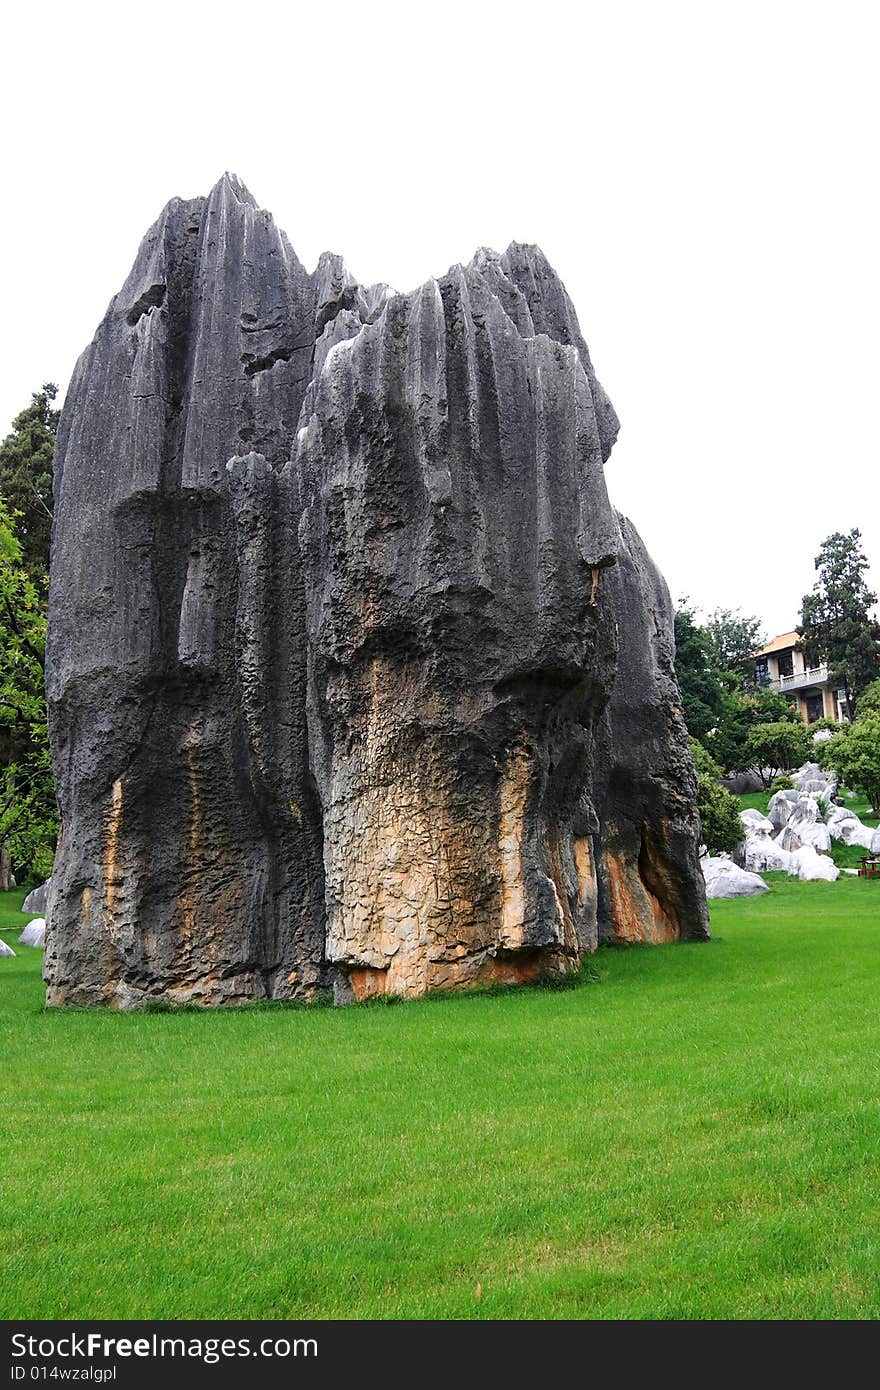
[
  {"xmin": 0, "ymin": 492, "xmax": 55, "ymax": 888},
  {"xmin": 0, "ymin": 383, "xmax": 58, "ymax": 579},
  {"xmin": 673, "ymin": 608, "xmax": 725, "ymax": 739},
  {"xmin": 703, "ymin": 608, "xmax": 765, "ymax": 684},
  {"xmin": 799, "ymin": 529, "xmax": 880, "ymax": 718}
]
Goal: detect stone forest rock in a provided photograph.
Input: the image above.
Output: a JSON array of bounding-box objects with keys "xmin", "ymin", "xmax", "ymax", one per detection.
[
  {"xmin": 44, "ymin": 174, "xmax": 709, "ymax": 1008},
  {"xmin": 701, "ymin": 857, "xmax": 769, "ymax": 899},
  {"xmin": 21, "ymin": 879, "xmax": 51, "ymax": 916},
  {"xmin": 742, "ymin": 832, "xmax": 793, "ymax": 874},
  {"xmin": 789, "ymin": 845, "xmax": 839, "ymax": 883},
  {"xmin": 590, "ymin": 516, "xmax": 709, "ymax": 946},
  {"xmin": 18, "ymin": 919, "xmax": 46, "ymax": 948},
  {"xmin": 0, "ymin": 940, "xmax": 15, "ymax": 958}
]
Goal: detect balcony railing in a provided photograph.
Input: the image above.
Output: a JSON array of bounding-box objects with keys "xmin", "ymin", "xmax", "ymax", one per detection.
[{"xmin": 770, "ymin": 663, "xmax": 829, "ymax": 693}]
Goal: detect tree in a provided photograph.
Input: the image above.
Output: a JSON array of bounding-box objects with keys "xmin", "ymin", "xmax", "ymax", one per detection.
[
  {"xmin": 857, "ymin": 678, "xmax": 880, "ymax": 718},
  {"xmin": 709, "ymin": 685, "xmax": 800, "ymax": 774},
  {"xmin": 818, "ymin": 714, "xmax": 880, "ymax": 815},
  {"xmin": 674, "ymin": 604, "xmax": 800, "ymax": 770},
  {"xmin": 799, "ymin": 529, "xmax": 880, "ymax": 719},
  {"xmin": 0, "ymin": 492, "xmax": 56, "ymax": 889},
  {"xmin": 0, "ymin": 384, "xmax": 58, "ymax": 579},
  {"xmin": 674, "ymin": 607, "xmax": 725, "ymax": 740},
  {"xmin": 703, "ymin": 608, "xmax": 765, "ymax": 684},
  {"xmin": 745, "ymin": 720, "xmax": 811, "ymax": 788}
]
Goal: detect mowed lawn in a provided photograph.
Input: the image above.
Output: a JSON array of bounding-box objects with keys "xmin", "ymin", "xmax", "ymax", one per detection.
[{"xmin": 1, "ymin": 877, "xmax": 879, "ymax": 1320}]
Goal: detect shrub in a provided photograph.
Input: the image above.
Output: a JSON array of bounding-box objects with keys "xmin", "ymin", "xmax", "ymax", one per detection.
[
  {"xmin": 770, "ymin": 775, "xmax": 795, "ymax": 792},
  {"xmin": 689, "ymin": 737, "xmax": 724, "ymax": 781},
  {"xmin": 857, "ymin": 678, "xmax": 880, "ymax": 718},
  {"xmin": 696, "ymin": 772, "xmax": 743, "ymax": 855}
]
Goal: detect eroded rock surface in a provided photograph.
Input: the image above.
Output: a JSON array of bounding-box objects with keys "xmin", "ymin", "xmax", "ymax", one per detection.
[
  {"xmin": 45, "ymin": 175, "xmax": 708, "ymax": 1007},
  {"xmin": 592, "ymin": 517, "xmax": 710, "ymax": 945},
  {"xmin": 21, "ymin": 880, "xmax": 51, "ymax": 916}
]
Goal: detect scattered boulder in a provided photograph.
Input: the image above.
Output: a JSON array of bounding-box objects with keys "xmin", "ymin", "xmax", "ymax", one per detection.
[
  {"xmin": 21, "ymin": 879, "xmax": 51, "ymax": 916},
  {"xmin": 778, "ymin": 796, "xmax": 832, "ymax": 853},
  {"xmin": 0, "ymin": 939, "xmax": 15, "ymax": 958},
  {"xmin": 722, "ymin": 771, "xmax": 765, "ymax": 794},
  {"xmin": 18, "ymin": 918, "xmax": 46, "ymax": 948},
  {"xmin": 742, "ymin": 832, "xmax": 793, "ymax": 873},
  {"xmin": 789, "ymin": 845, "xmax": 839, "ymax": 882},
  {"xmin": 701, "ymin": 857, "xmax": 769, "ymax": 898},
  {"xmin": 792, "ymin": 762, "xmax": 837, "ymax": 799},
  {"xmin": 830, "ymin": 816, "xmax": 877, "ymax": 850},
  {"xmin": 732, "ymin": 760, "xmax": 878, "ymax": 885},
  {"xmin": 768, "ymin": 789, "xmax": 799, "ymax": 833},
  {"xmin": 792, "ymin": 762, "xmax": 822, "ymax": 789}
]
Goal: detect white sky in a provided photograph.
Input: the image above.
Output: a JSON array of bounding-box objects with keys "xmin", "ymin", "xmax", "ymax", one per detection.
[{"xmin": 2, "ymin": 0, "xmax": 877, "ymax": 638}]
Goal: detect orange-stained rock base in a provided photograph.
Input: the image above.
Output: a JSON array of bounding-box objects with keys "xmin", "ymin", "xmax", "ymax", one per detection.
[
  {"xmin": 349, "ymin": 966, "xmax": 390, "ymax": 1001},
  {"xmin": 604, "ymin": 848, "xmax": 678, "ymax": 944},
  {"xmin": 346, "ymin": 947, "xmax": 575, "ymax": 1001}
]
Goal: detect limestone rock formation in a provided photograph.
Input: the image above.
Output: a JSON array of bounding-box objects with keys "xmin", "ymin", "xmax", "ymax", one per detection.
[
  {"xmin": 0, "ymin": 939, "xmax": 15, "ymax": 959},
  {"xmin": 18, "ymin": 919, "xmax": 46, "ymax": 948},
  {"xmin": 21, "ymin": 880, "xmax": 51, "ymax": 916},
  {"xmin": 591, "ymin": 516, "xmax": 710, "ymax": 946},
  {"xmin": 44, "ymin": 175, "xmax": 709, "ymax": 1008},
  {"xmin": 701, "ymin": 857, "xmax": 769, "ymax": 899}
]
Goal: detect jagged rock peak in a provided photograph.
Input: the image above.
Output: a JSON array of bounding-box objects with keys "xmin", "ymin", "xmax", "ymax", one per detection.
[{"xmin": 44, "ymin": 176, "xmax": 706, "ymax": 1009}]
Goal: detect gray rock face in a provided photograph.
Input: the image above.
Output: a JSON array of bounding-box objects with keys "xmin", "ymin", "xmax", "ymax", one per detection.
[
  {"xmin": 591, "ymin": 516, "xmax": 710, "ymax": 946},
  {"xmin": 21, "ymin": 880, "xmax": 51, "ymax": 916},
  {"xmin": 768, "ymin": 789, "xmax": 799, "ymax": 833},
  {"xmin": 18, "ymin": 918, "xmax": 46, "ymax": 948},
  {"xmin": 45, "ymin": 175, "xmax": 708, "ymax": 1007},
  {"xmin": 0, "ymin": 939, "xmax": 15, "ymax": 958}
]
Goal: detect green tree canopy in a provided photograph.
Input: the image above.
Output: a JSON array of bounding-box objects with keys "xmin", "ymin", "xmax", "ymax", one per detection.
[
  {"xmin": 675, "ymin": 605, "xmax": 800, "ymax": 771},
  {"xmin": 818, "ymin": 714, "xmax": 880, "ymax": 815},
  {"xmin": 703, "ymin": 608, "xmax": 765, "ymax": 683},
  {"xmin": 745, "ymin": 720, "xmax": 812, "ymax": 788},
  {"xmin": 799, "ymin": 529, "xmax": 880, "ymax": 718},
  {"xmin": 708, "ymin": 686, "xmax": 800, "ymax": 775},
  {"xmin": 0, "ymin": 383, "xmax": 58, "ymax": 579},
  {"xmin": 856, "ymin": 678, "xmax": 880, "ymax": 718},
  {"xmin": 0, "ymin": 491, "xmax": 56, "ymax": 887},
  {"xmin": 673, "ymin": 607, "xmax": 725, "ymax": 740}
]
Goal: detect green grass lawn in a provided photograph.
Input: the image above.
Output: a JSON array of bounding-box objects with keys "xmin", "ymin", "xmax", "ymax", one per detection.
[
  {"xmin": 2, "ymin": 876, "xmax": 879, "ymax": 1320},
  {"xmin": 0, "ymin": 885, "xmax": 28, "ymax": 930}
]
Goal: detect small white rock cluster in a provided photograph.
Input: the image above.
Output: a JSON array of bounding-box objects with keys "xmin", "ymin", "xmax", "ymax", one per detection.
[{"xmin": 702, "ymin": 761, "xmax": 879, "ymax": 898}]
